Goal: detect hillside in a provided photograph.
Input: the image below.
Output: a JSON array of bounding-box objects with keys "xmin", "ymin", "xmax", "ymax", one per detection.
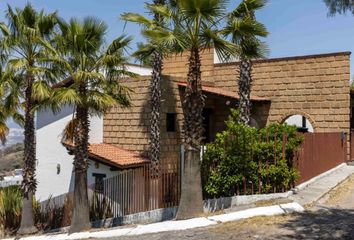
[{"xmin": 0, "ymin": 143, "xmax": 23, "ymax": 176}]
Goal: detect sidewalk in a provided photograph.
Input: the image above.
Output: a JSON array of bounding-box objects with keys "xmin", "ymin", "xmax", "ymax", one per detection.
[
  {"xmin": 290, "ymin": 163, "xmax": 354, "ymax": 205},
  {"xmin": 7, "ymin": 163, "xmax": 354, "ymax": 240}
]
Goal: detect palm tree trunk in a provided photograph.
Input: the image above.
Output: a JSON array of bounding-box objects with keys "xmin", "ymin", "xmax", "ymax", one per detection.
[
  {"xmin": 149, "ymin": 0, "xmax": 165, "ymax": 208},
  {"xmin": 149, "ymin": 0, "xmax": 165, "ymax": 177},
  {"xmin": 176, "ymin": 47, "xmax": 204, "ymax": 220},
  {"xmin": 70, "ymin": 87, "xmax": 91, "ymax": 233},
  {"xmin": 238, "ymin": 59, "xmax": 252, "ymax": 125},
  {"xmin": 18, "ymin": 74, "xmax": 38, "ymax": 235},
  {"xmin": 150, "ymin": 51, "xmax": 162, "ymax": 177}
]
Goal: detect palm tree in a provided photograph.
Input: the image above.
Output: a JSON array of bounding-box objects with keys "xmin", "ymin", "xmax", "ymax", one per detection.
[
  {"xmin": 323, "ymin": 0, "xmax": 354, "ymax": 16},
  {"xmin": 0, "ymin": 4, "xmax": 58, "ymax": 235},
  {"xmin": 149, "ymin": 0, "xmax": 165, "ymax": 176},
  {"xmin": 141, "ymin": 0, "xmax": 235, "ymax": 219},
  {"xmin": 53, "ymin": 17, "xmax": 132, "ymax": 233},
  {"xmin": 223, "ymin": 0, "xmax": 268, "ymax": 125},
  {"xmin": 122, "ymin": 0, "xmax": 166, "ymax": 177}
]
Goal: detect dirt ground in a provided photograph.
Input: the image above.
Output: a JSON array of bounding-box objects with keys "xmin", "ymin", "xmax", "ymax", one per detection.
[{"xmin": 102, "ymin": 175, "xmax": 354, "ymax": 240}]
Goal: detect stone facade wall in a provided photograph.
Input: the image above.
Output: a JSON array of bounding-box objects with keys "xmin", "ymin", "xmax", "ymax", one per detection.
[
  {"xmin": 104, "ymin": 50, "xmax": 351, "ymax": 161},
  {"xmin": 103, "ymin": 76, "xmax": 184, "ymax": 165},
  {"xmin": 163, "ymin": 49, "xmax": 215, "ymax": 83},
  {"xmin": 163, "ymin": 51, "xmax": 351, "ymax": 134}
]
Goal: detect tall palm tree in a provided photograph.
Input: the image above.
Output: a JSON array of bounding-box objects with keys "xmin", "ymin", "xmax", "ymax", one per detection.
[
  {"xmin": 223, "ymin": 0, "xmax": 268, "ymax": 125},
  {"xmin": 0, "ymin": 4, "xmax": 58, "ymax": 235},
  {"xmin": 141, "ymin": 0, "xmax": 235, "ymax": 219},
  {"xmin": 324, "ymin": 0, "xmax": 354, "ymax": 16},
  {"xmin": 149, "ymin": 0, "xmax": 165, "ymax": 176},
  {"xmin": 122, "ymin": 0, "xmax": 166, "ymax": 177},
  {"xmin": 53, "ymin": 17, "xmax": 132, "ymax": 233}
]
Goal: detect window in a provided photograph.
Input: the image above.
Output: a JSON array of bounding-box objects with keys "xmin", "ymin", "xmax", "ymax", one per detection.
[
  {"xmin": 92, "ymin": 173, "xmax": 106, "ymax": 193},
  {"xmin": 166, "ymin": 113, "xmax": 176, "ymax": 132}
]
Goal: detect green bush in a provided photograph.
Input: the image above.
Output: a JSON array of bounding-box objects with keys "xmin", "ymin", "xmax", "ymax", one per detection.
[
  {"xmin": 0, "ymin": 186, "xmax": 22, "ymax": 234},
  {"xmin": 201, "ymin": 109, "xmax": 303, "ymax": 198},
  {"xmin": 0, "ymin": 187, "xmax": 65, "ymax": 236}
]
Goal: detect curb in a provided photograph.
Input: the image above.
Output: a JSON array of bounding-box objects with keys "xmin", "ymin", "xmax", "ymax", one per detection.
[{"xmin": 8, "ymin": 202, "xmax": 304, "ymax": 240}]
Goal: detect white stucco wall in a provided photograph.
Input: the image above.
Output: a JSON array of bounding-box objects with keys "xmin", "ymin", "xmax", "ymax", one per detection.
[
  {"xmin": 35, "ymin": 110, "xmax": 119, "ymax": 201},
  {"xmin": 126, "ymin": 64, "xmax": 152, "ymax": 76},
  {"xmin": 36, "ymin": 66, "xmax": 151, "ymax": 201},
  {"xmin": 36, "ymin": 113, "xmax": 75, "ymax": 201}
]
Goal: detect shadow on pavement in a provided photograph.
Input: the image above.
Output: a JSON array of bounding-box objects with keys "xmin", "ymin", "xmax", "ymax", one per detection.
[{"xmin": 279, "ymin": 207, "xmax": 354, "ymax": 240}]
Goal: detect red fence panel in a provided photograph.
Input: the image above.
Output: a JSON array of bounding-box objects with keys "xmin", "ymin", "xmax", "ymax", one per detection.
[{"xmin": 295, "ymin": 132, "xmax": 347, "ymax": 185}]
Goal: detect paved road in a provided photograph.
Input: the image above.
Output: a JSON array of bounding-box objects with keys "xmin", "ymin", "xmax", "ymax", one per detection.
[{"xmin": 101, "ymin": 175, "xmax": 354, "ymax": 240}]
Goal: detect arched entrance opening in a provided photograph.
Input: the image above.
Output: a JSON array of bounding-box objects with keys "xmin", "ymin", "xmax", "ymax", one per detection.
[{"xmin": 283, "ymin": 114, "xmax": 314, "ymax": 133}]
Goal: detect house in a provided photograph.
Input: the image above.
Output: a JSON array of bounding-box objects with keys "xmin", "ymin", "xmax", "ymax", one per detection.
[
  {"xmin": 35, "ymin": 64, "xmax": 152, "ymax": 201},
  {"xmin": 35, "ymin": 50, "xmax": 351, "ymax": 201},
  {"xmin": 0, "ymin": 169, "xmax": 23, "ymax": 188}
]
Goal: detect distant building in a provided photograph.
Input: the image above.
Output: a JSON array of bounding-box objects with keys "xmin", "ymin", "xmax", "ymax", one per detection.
[{"xmin": 0, "ymin": 169, "xmax": 23, "ymax": 188}]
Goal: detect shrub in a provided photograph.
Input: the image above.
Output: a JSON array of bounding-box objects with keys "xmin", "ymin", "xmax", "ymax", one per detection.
[
  {"xmin": 0, "ymin": 187, "xmax": 66, "ymax": 236},
  {"xmin": 33, "ymin": 196, "xmax": 65, "ymax": 231},
  {"xmin": 90, "ymin": 193, "xmax": 113, "ymax": 221},
  {"xmin": 201, "ymin": 109, "xmax": 303, "ymax": 198},
  {"xmin": 0, "ymin": 186, "xmax": 22, "ymax": 234}
]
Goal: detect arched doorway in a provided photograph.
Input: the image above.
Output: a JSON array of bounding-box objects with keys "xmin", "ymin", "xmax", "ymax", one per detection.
[{"xmin": 283, "ymin": 114, "xmax": 314, "ymax": 133}]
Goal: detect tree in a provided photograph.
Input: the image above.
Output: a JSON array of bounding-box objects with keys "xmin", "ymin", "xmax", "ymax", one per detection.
[
  {"xmin": 324, "ymin": 0, "xmax": 354, "ymax": 16},
  {"xmin": 141, "ymin": 0, "xmax": 235, "ymax": 219},
  {"xmin": 122, "ymin": 0, "xmax": 166, "ymax": 177},
  {"xmin": 0, "ymin": 4, "xmax": 58, "ymax": 235},
  {"xmin": 223, "ymin": 0, "xmax": 268, "ymax": 125},
  {"xmin": 53, "ymin": 17, "xmax": 132, "ymax": 233}
]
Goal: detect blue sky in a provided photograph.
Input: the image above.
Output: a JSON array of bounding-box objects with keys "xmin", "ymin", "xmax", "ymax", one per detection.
[
  {"xmin": 1, "ymin": 0, "xmax": 354, "ymax": 71},
  {"xmin": 1, "ymin": 0, "xmax": 354, "ymax": 144}
]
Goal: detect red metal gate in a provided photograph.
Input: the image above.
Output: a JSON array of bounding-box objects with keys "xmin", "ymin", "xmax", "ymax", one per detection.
[{"xmin": 296, "ymin": 132, "xmax": 347, "ymax": 184}]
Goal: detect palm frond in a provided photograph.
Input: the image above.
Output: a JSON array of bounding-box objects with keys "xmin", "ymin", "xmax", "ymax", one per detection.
[
  {"xmin": 61, "ymin": 118, "xmax": 77, "ymax": 144},
  {"xmin": 231, "ymin": 0, "xmax": 267, "ymax": 18},
  {"xmin": 121, "ymin": 13, "xmax": 155, "ymax": 27},
  {"xmin": 201, "ymin": 27, "xmax": 237, "ymax": 62},
  {"xmin": 106, "ymin": 35, "xmax": 132, "ymax": 55},
  {"xmin": 0, "ymin": 121, "xmax": 9, "ymax": 145},
  {"xmin": 31, "ymin": 80, "xmax": 51, "ymax": 101},
  {"xmin": 146, "ymin": 3, "xmax": 172, "ymax": 18},
  {"xmin": 324, "ymin": 0, "xmax": 354, "ymax": 16},
  {"xmin": 52, "ymin": 88, "xmax": 81, "ymax": 106}
]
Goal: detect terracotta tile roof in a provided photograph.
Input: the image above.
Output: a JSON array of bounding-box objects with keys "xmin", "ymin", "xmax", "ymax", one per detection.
[
  {"xmin": 175, "ymin": 81, "xmax": 270, "ymax": 102},
  {"xmin": 63, "ymin": 142, "xmax": 150, "ymax": 169}
]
